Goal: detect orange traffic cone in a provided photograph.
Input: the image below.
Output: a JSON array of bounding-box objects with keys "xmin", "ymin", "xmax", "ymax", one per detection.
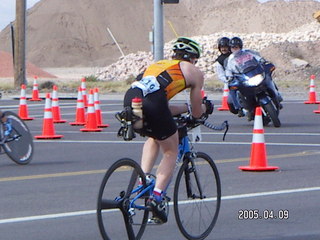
[
  {"xmin": 80, "ymin": 89, "xmax": 102, "ymax": 132},
  {"xmin": 29, "ymin": 76, "xmax": 42, "ymax": 101},
  {"xmin": 218, "ymin": 82, "xmax": 229, "ymax": 111},
  {"xmin": 201, "ymin": 89, "xmax": 206, "ymax": 98},
  {"xmin": 81, "ymin": 77, "xmax": 88, "ymax": 107},
  {"xmin": 70, "ymin": 87, "xmax": 86, "ymax": 126},
  {"xmin": 34, "ymin": 93, "xmax": 64, "ymax": 139},
  {"xmin": 304, "ymin": 75, "xmax": 320, "ymax": 104},
  {"xmin": 239, "ymin": 107, "xmax": 279, "ymax": 171},
  {"xmin": 52, "ymin": 85, "xmax": 67, "ymax": 123},
  {"xmin": 94, "ymin": 88, "xmax": 109, "ymax": 128},
  {"xmin": 19, "ymin": 84, "xmax": 34, "ymax": 121}
]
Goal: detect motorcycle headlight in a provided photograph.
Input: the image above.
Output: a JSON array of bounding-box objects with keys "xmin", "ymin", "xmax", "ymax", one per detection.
[{"xmin": 245, "ymin": 74, "xmax": 264, "ymax": 86}]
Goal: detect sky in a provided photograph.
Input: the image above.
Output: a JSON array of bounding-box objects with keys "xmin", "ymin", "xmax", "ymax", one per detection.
[
  {"xmin": 0, "ymin": 0, "xmax": 41, "ymax": 31},
  {"xmin": 1, "ymin": 0, "xmax": 320, "ymax": 31}
]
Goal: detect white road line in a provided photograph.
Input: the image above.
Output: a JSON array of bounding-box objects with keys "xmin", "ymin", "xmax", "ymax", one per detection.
[
  {"xmin": 1, "ymin": 186, "xmax": 319, "ymax": 225},
  {"xmin": 33, "ymin": 139, "xmax": 320, "ymax": 147}
]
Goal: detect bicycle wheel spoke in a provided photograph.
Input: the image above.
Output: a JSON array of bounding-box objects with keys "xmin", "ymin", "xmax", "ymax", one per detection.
[
  {"xmin": 174, "ymin": 152, "xmax": 221, "ymax": 240},
  {"xmin": 126, "ymin": 170, "xmax": 139, "ymax": 198},
  {"xmin": 100, "ymin": 199, "xmax": 121, "ymax": 210}
]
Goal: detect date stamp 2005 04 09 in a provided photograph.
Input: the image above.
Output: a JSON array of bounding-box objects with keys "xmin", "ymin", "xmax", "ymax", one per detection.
[{"xmin": 238, "ymin": 209, "xmax": 289, "ymax": 220}]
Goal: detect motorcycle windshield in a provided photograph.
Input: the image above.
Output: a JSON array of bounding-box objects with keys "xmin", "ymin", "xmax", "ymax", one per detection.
[{"xmin": 233, "ymin": 51, "xmax": 260, "ymax": 74}]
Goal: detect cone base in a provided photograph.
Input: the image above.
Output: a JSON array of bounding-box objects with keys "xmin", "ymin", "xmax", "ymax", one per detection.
[
  {"xmin": 304, "ymin": 101, "xmax": 320, "ymax": 104},
  {"xmin": 29, "ymin": 98, "xmax": 42, "ymax": 101},
  {"xmin": 70, "ymin": 122, "xmax": 85, "ymax": 126},
  {"xmin": 35, "ymin": 135, "xmax": 64, "ymax": 139},
  {"xmin": 80, "ymin": 128, "xmax": 102, "ymax": 132},
  {"xmin": 239, "ymin": 165, "xmax": 279, "ymax": 171},
  {"xmin": 20, "ymin": 117, "xmax": 34, "ymax": 121},
  {"xmin": 53, "ymin": 119, "xmax": 67, "ymax": 123},
  {"xmin": 218, "ymin": 107, "xmax": 229, "ymax": 111},
  {"xmin": 98, "ymin": 124, "xmax": 109, "ymax": 128}
]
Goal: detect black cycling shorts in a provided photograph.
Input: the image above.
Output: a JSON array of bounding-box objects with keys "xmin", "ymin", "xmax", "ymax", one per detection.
[{"xmin": 123, "ymin": 87, "xmax": 177, "ymax": 140}]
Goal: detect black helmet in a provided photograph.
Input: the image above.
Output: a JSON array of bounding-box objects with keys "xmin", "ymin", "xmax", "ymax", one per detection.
[
  {"xmin": 229, "ymin": 37, "xmax": 243, "ymax": 49},
  {"xmin": 218, "ymin": 37, "xmax": 230, "ymax": 51},
  {"xmin": 172, "ymin": 37, "xmax": 202, "ymax": 59}
]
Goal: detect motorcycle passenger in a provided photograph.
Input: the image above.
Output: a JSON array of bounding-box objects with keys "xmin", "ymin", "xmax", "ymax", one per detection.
[
  {"xmin": 225, "ymin": 36, "xmax": 282, "ymax": 120},
  {"xmin": 123, "ymin": 37, "xmax": 214, "ymax": 224},
  {"xmin": 213, "ymin": 37, "xmax": 231, "ymax": 83},
  {"xmin": 224, "ymin": 37, "xmax": 246, "ymax": 117}
]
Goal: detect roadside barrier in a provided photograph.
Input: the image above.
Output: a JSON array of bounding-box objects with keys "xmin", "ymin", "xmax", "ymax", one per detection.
[
  {"xmin": 18, "ymin": 84, "xmax": 34, "ymax": 121},
  {"xmin": 34, "ymin": 93, "xmax": 64, "ymax": 139},
  {"xmin": 239, "ymin": 106, "xmax": 279, "ymax": 171}
]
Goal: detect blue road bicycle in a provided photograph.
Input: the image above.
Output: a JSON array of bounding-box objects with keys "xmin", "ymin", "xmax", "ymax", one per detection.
[{"xmin": 97, "ymin": 112, "xmax": 228, "ymax": 240}]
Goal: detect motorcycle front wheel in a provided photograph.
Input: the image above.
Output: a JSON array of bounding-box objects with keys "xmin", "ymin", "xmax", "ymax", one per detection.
[{"xmin": 263, "ymin": 102, "xmax": 281, "ymax": 127}]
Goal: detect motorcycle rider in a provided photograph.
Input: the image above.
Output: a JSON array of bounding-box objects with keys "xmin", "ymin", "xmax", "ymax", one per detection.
[{"xmin": 225, "ymin": 36, "xmax": 282, "ymax": 120}]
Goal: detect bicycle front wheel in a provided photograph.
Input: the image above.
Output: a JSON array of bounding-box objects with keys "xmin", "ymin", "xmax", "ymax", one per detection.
[
  {"xmin": 1, "ymin": 111, "xmax": 33, "ymax": 165},
  {"xmin": 174, "ymin": 152, "xmax": 221, "ymax": 240},
  {"xmin": 97, "ymin": 158, "xmax": 149, "ymax": 240}
]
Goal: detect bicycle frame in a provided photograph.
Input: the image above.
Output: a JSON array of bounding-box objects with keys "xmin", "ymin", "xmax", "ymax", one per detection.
[{"xmin": 126, "ymin": 131, "xmax": 191, "ymax": 213}]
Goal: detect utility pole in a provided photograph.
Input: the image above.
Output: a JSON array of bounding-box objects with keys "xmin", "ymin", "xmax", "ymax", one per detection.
[
  {"xmin": 153, "ymin": 0, "xmax": 179, "ymax": 61},
  {"xmin": 153, "ymin": 0, "xmax": 164, "ymax": 61},
  {"xmin": 14, "ymin": 0, "xmax": 27, "ymax": 88}
]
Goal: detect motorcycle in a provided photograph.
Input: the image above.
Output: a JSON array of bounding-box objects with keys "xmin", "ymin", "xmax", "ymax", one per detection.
[{"xmin": 227, "ymin": 57, "xmax": 282, "ymax": 127}]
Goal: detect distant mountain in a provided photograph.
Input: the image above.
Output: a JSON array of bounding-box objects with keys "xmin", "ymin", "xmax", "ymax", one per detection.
[{"xmin": 0, "ymin": 0, "xmax": 319, "ymax": 68}]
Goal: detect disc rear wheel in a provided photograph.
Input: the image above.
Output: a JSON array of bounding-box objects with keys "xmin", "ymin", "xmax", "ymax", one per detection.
[
  {"xmin": 1, "ymin": 111, "xmax": 33, "ymax": 164},
  {"xmin": 97, "ymin": 158, "xmax": 149, "ymax": 240}
]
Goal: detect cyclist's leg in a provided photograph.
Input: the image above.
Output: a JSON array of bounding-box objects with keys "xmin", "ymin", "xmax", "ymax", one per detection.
[
  {"xmin": 140, "ymin": 137, "xmax": 160, "ymax": 174},
  {"xmin": 154, "ymin": 131, "xmax": 179, "ymax": 191}
]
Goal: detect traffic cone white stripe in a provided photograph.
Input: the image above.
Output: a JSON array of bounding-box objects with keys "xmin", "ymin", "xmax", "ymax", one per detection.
[{"xmin": 252, "ymin": 131, "xmax": 265, "ymax": 143}]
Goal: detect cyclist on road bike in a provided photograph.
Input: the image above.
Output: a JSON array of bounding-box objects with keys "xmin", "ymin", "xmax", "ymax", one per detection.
[{"xmin": 123, "ymin": 37, "xmax": 214, "ymax": 223}]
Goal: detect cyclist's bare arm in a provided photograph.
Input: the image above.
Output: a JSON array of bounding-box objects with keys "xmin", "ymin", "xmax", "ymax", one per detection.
[
  {"xmin": 169, "ymin": 104, "xmax": 189, "ymax": 116},
  {"xmin": 180, "ymin": 61, "xmax": 205, "ymax": 118}
]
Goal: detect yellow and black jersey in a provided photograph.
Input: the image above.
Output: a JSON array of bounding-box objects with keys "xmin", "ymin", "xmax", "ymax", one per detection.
[{"xmin": 142, "ymin": 60, "xmax": 187, "ymax": 100}]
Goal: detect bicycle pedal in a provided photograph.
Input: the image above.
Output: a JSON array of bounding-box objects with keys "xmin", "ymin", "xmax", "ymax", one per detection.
[{"xmin": 147, "ymin": 218, "xmax": 164, "ymax": 225}]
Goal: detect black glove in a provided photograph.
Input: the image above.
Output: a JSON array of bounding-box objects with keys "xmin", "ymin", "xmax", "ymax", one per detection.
[
  {"xmin": 202, "ymin": 97, "xmax": 214, "ymax": 115},
  {"xmin": 186, "ymin": 114, "xmax": 208, "ymax": 127}
]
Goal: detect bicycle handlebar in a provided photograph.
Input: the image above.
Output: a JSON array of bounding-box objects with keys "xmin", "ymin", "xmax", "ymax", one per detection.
[{"xmin": 173, "ymin": 115, "xmax": 229, "ymax": 141}]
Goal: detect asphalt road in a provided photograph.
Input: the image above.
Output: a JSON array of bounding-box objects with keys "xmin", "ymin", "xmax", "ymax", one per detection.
[{"xmin": 0, "ymin": 95, "xmax": 320, "ymax": 240}]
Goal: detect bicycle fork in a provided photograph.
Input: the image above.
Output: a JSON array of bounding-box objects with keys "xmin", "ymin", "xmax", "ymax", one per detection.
[{"xmin": 184, "ymin": 153, "xmax": 205, "ymax": 199}]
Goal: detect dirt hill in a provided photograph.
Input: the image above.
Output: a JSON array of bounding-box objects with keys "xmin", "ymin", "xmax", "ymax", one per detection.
[{"xmin": 0, "ymin": 0, "xmax": 319, "ymax": 68}]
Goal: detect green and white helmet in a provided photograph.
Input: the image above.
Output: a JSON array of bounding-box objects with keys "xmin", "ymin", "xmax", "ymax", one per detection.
[{"xmin": 172, "ymin": 37, "xmax": 202, "ymax": 59}]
